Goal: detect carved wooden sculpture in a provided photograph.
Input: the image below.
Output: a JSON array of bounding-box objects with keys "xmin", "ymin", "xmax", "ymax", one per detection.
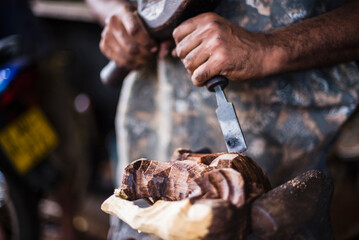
[{"xmin": 102, "ymin": 149, "xmax": 271, "ymax": 240}]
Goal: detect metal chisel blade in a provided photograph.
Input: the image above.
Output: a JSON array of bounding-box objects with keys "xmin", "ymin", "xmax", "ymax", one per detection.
[{"xmin": 214, "ymin": 85, "xmax": 247, "ymax": 153}]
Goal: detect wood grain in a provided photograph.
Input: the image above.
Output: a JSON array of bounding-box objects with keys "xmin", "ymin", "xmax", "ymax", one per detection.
[{"xmin": 102, "ymin": 149, "xmax": 272, "ymax": 239}]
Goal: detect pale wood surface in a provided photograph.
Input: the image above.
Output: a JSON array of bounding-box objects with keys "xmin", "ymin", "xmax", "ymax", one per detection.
[
  {"xmin": 101, "ymin": 195, "xmax": 212, "ymax": 240},
  {"xmin": 101, "ymin": 150, "xmax": 271, "ymax": 239},
  {"xmin": 30, "ymin": 0, "xmax": 96, "ymax": 22}
]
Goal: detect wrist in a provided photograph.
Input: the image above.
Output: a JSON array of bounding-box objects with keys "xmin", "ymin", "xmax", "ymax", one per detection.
[{"xmin": 261, "ymin": 32, "xmax": 287, "ymax": 78}]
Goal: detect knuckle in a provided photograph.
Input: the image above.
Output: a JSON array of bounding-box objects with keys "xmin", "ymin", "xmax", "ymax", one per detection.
[
  {"xmin": 172, "ymin": 24, "xmax": 185, "ymax": 41},
  {"xmin": 202, "ymin": 12, "xmax": 217, "ymax": 21},
  {"xmin": 207, "ymin": 20, "xmax": 221, "ymax": 31},
  {"xmin": 117, "ymin": 30, "xmax": 126, "ymax": 39},
  {"xmin": 99, "ymin": 45, "xmax": 106, "ymax": 57},
  {"xmin": 183, "ymin": 53, "xmax": 196, "ymax": 72},
  {"xmin": 99, "ymin": 39, "xmax": 105, "ymax": 52},
  {"xmin": 191, "ymin": 76, "xmax": 201, "ymax": 86},
  {"xmin": 176, "ymin": 47, "xmax": 186, "ymax": 59},
  {"xmin": 210, "ymin": 35, "xmax": 223, "ymax": 48},
  {"xmin": 108, "ymin": 14, "xmax": 118, "ymax": 26},
  {"xmin": 215, "ymin": 34, "xmax": 224, "ymax": 43},
  {"xmin": 183, "ymin": 58, "xmax": 193, "ymax": 72},
  {"xmin": 101, "ymin": 28, "xmax": 109, "ymax": 40},
  {"xmin": 193, "ymin": 70, "xmax": 208, "ymax": 86},
  {"xmin": 99, "ymin": 38, "xmax": 111, "ymax": 55},
  {"xmin": 216, "ymin": 50, "xmax": 227, "ymax": 63},
  {"xmin": 192, "ymin": 76, "xmax": 202, "ymax": 87},
  {"xmin": 128, "ymin": 23, "xmax": 140, "ymax": 36},
  {"xmin": 172, "ymin": 28, "xmax": 180, "ymax": 40},
  {"xmin": 183, "ymin": 57, "xmax": 189, "ymax": 67},
  {"xmin": 126, "ymin": 12, "xmax": 141, "ymax": 36},
  {"xmin": 128, "ymin": 44, "xmax": 140, "ymax": 54}
]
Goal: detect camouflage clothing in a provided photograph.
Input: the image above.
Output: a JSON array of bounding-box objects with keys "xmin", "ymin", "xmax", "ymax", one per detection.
[{"xmin": 115, "ymin": 0, "xmax": 359, "ymax": 187}]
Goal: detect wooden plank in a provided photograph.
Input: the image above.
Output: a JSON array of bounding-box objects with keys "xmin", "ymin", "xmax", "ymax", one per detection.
[{"xmin": 30, "ymin": 0, "xmax": 96, "ymax": 22}]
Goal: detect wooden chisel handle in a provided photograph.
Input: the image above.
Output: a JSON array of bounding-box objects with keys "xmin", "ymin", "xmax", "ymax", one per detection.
[
  {"xmin": 205, "ymin": 75, "xmax": 229, "ymax": 92},
  {"xmin": 100, "ymin": 61, "xmax": 130, "ymax": 88}
]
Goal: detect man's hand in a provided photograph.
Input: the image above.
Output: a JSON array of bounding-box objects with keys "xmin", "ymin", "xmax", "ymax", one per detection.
[
  {"xmin": 99, "ymin": 2, "xmax": 158, "ymax": 70},
  {"xmin": 173, "ymin": 1, "xmax": 359, "ymax": 87},
  {"xmin": 172, "ymin": 13, "xmax": 273, "ymax": 86}
]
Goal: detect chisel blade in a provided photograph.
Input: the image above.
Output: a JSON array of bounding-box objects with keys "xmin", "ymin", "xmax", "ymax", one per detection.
[{"xmin": 214, "ymin": 85, "xmax": 247, "ymax": 153}]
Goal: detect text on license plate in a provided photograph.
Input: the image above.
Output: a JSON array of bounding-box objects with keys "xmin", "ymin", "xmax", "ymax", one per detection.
[{"xmin": 0, "ymin": 106, "xmax": 58, "ymax": 174}]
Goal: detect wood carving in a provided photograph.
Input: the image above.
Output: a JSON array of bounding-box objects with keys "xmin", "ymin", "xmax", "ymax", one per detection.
[{"xmin": 102, "ymin": 149, "xmax": 271, "ymax": 240}]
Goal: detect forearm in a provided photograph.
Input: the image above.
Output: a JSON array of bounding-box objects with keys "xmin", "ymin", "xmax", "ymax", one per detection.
[
  {"xmin": 86, "ymin": 0, "xmax": 134, "ymax": 25},
  {"xmin": 264, "ymin": 0, "xmax": 359, "ymax": 76}
]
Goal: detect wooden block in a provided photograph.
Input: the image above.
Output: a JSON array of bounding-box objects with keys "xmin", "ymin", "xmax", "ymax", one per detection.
[{"xmin": 251, "ymin": 170, "xmax": 334, "ymax": 239}]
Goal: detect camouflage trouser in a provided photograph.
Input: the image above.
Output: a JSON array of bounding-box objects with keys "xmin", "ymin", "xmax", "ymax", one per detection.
[
  {"xmin": 110, "ymin": 1, "xmax": 359, "ymax": 239},
  {"xmin": 334, "ymin": 107, "xmax": 359, "ymax": 159},
  {"xmin": 115, "ymin": 58, "xmax": 359, "ymax": 188},
  {"xmin": 110, "ymin": 60, "xmax": 359, "ymax": 240}
]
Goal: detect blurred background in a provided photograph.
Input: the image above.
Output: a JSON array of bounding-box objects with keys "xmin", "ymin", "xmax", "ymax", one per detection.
[
  {"xmin": 0, "ymin": 0, "xmax": 358, "ymax": 240},
  {"xmin": 0, "ymin": 0, "xmax": 119, "ymax": 239}
]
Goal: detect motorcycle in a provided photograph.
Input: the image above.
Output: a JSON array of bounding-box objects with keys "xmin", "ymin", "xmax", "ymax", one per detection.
[{"xmin": 0, "ymin": 35, "xmax": 60, "ymax": 240}]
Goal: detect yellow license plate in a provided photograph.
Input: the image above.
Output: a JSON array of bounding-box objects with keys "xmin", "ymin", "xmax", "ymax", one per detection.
[{"xmin": 0, "ymin": 106, "xmax": 58, "ymax": 174}]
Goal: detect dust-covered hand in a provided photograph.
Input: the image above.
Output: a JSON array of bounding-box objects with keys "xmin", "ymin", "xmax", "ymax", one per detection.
[
  {"xmin": 173, "ymin": 13, "xmax": 274, "ymax": 86},
  {"xmin": 99, "ymin": 2, "xmax": 158, "ymax": 70}
]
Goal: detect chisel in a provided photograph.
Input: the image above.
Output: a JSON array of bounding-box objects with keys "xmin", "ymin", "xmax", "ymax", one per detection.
[{"xmin": 205, "ymin": 76, "xmax": 247, "ymax": 153}]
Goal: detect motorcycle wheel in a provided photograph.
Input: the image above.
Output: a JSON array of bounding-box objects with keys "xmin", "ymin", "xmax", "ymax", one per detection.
[{"xmin": 0, "ymin": 171, "xmax": 40, "ymax": 240}]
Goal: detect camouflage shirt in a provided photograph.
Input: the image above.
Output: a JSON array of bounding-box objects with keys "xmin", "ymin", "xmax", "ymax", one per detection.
[{"xmin": 115, "ymin": 0, "xmax": 359, "ymax": 186}]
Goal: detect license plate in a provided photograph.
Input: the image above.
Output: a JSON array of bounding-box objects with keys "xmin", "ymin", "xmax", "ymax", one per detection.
[{"xmin": 0, "ymin": 106, "xmax": 58, "ymax": 174}]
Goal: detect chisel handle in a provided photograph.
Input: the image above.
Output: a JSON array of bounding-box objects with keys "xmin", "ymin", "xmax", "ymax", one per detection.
[
  {"xmin": 205, "ymin": 75, "xmax": 229, "ymax": 92},
  {"xmin": 100, "ymin": 61, "xmax": 130, "ymax": 88}
]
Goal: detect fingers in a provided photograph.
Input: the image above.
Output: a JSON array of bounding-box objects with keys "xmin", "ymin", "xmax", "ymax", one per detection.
[
  {"xmin": 109, "ymin": 17, "xmax": 139, "ymax": 55},
  {"xmin": 121, "ymin": 11, "xmax": 157, "ymax": 50},
  {"xmin": 100, "ymin": 26, "xmax": 151, "ymax": 69},
  {"xmin": 100, "ymin": 8, "xmax": 158, "ymax": 70},
  {"xmin": 192, "ymin": 58, "xmax": 220, "ymax": 86},
  {"xmin": 110, "ymin": 17, "xmax": 154, "ymax": 60},
  {"xmin": 100, "ymin": 27, "xmax": 134, "ymax": 68},
  {"xmin": 172, "ymin": 13, "xmax": 227, "ymax": 85},
  {"xmin": 159, "ymin": 40, "xmax": 175, "ymax": 59},
  {"xmin": 173, "ymin": 12, "xmax": 219, "ymax": 44},
  {"xmin": 182, "ymin": 44, "xmax": 210, "ymax": 75},
  {"xmin": 173, "ymin": 13, "xmax": 245, "ymax": 86},
  {"xmin": 172, "ymin": 17, "xmax": 197, "ymax": 44},
  {"xmin": 175, "ymin": 32, "xmax": 202, "ymax": 59}
]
